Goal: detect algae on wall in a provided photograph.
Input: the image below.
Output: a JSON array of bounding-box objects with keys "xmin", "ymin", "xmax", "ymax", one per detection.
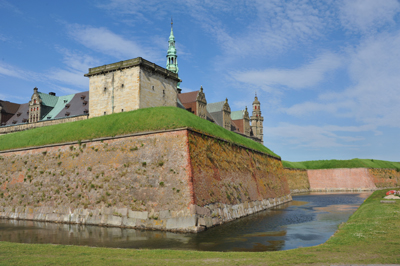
[
  {"xmin": 283, "ymin": 168, "xmax": 310, "ymax": 192},
  {"xmin": 188, "ymin": 132, "xmax": 290, "ymax": 207},
  {"xmin": 368, "ymin": 168, "xmax": 400, "ymax": 188}
]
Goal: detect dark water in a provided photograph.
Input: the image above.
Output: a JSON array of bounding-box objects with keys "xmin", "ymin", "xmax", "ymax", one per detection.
[{"xmin": 0, "ymin": 192, "xmax": 371, "ymax": 252}]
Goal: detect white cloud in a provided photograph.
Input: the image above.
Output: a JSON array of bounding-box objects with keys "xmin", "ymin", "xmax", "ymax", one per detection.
[
  {"xmin": 45, "ymin": 49, "xmax": 98, "ymax": 89},
  {"xmin": 338, "ymin": 0, "xmax": 400, "ymax": 33},
  {"xmin": 0, "ymin": 62, "xmax": 42, "ymax": 81},
  {"xmin": 280, "ymin": 31, "xmax": 400, "ymax": 128},
  {"xmin": 67, "ymin": 24, "xmax": 157, "ymax": 61},
  {"xmin": 267, "ymin": 122, "xmax": 371, "ymax": 148},
  {"xmin": 233, "ymin": 52, "xmax": 343, "ymax": 91}
]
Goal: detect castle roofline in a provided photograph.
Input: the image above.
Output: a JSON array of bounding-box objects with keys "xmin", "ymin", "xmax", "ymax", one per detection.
[{"xmin": 84, "ymin": 57, "xmax": 181, "ymax": 82}]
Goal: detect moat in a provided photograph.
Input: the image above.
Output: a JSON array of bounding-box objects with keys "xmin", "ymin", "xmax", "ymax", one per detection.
[{"xmin": 0, "ymin": 192, "xmax": 371, "ymax": 252}]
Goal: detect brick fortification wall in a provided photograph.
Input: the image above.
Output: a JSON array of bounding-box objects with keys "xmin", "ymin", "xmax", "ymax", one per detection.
[
  {"xmin": 0, "ymin": 129, "xmax": 291, "ymax": 232},
  {"xmin": 0, "ymin": 115, "xmax": 88, "ymax": 135},
  {"xmin": 283, "ymin": 168, "xmax": 310, "ymax": 193},
  {"xmin": 307, "ymin": 168, "xmax": 400, "ymax": 191},
  {"xmin": 188, "ymin": 132, "xmax": 291, "ymax": 228}
]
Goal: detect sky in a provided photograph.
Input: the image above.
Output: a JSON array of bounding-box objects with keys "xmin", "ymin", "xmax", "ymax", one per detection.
[{"xmin": 0, "ymin": 0, "xmax": 399, "ymax": 162}]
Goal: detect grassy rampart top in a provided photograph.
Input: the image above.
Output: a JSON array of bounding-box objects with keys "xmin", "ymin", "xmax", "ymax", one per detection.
[
  {"xmin": 282, "ymin": 158, "xmax": 400, "ymax": 170},
  {"xmin": 0, "ymin": 106, "xmax": 279, "ymax": 158}
]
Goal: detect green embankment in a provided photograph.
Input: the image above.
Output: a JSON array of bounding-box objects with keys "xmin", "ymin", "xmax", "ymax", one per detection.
[
  {"xmin": 0, "ymin": 106, "xmax": 279, "ymax": 158},
  {"xmin": 283, "ymin": 158, "xmax": 400, "ymax": 170},
  {"xmin": 1, "ymin": 190, "xmax": 399, "ymax": 265}
]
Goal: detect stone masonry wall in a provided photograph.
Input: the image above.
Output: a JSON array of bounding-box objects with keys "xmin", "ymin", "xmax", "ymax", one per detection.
[
  {"xmin": 368, "ymin": 168, "xmax": 400, "ymax": 188},
  {"xmin": 0, "ymin": 129, "xmax": 292, "ymax": 232},
  {"xmin": 187, "ymin": 132, "xmax": 292, "ymax": 228},
  {"xmin": 0, "ymin": 115, "xmax": 88, "ymax": 135},
  {"xmin": 139, "ymin": 67, "xmax": 177, "ymax": 109},
  {"xmin": 0, "ymin": 130, "xmax": 199, "ymax": 232},
  {"xmin": 88, "ymin": 67, "xmax": 140, "ymax": 118},
  {"xmin": 283, "ymin": 168, "xmax": 310, "ymax": 193}
]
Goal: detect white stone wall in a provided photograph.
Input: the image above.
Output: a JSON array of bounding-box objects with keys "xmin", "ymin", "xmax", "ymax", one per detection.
[
  {"xmin": 89, "ymin": 67, "xmax": 141, "ymax": 118},
  {"xmin": 139, "ymin": 68, "xmax": 178, "ymax": 108}
]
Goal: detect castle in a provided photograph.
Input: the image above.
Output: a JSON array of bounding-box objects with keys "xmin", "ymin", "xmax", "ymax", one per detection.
[{"xmin": 0, "ymin": 22, "xmax": 263, "ymax": 143}]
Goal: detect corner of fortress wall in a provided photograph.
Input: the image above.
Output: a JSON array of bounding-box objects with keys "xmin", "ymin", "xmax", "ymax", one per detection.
[{"xmin": 0, "ymin": 129, "xmax": 292, "ymax": 232}]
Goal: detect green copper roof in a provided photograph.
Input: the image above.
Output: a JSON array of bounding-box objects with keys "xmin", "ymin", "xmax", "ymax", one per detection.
[
  {"xmin": 38, "ymin": 92, "xmax": 58, "ymax": 107},
  {"xmin": 166, "ymin": 20, "xmax": 179, "ymax": 82},
  {"xmin": 206, "ymin": 101, "xmax": 225, "ymax": 113},
  {"xmin": 231, "ymin": 110, "xmax": 244, "ymax": 120},
  {"xmin": 42, "ymin": 94, "xmax": 74, "ymax": 120}
]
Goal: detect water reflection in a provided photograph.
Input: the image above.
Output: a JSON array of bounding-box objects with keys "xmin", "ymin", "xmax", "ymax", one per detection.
[{"xmin": 0, "ymin": 192, "xmax": 371, "ymax": 252}]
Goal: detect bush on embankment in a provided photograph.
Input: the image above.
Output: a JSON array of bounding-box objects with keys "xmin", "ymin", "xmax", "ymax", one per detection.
[
  {"xmin": 0, "ymin": 106, "xmax": 279, "ymax": 158},
  {"xmin": 282, "ymin": 158, "xmax": 400, "ymax": 171}
]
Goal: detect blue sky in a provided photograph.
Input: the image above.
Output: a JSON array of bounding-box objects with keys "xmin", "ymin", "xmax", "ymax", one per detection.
[{"xmin": 1, "ymin": 0, "xmax": 399, "ymax": 162}]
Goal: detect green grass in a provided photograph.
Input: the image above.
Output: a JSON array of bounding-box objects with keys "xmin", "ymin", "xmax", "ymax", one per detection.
[
  {"xmin": 282, "ymin": 158, "xmax": 400, "ymax": 170},
  {"xmin": 1, "ymin": 190, "xmax": 399, "ymax": 265},
  {"xmin": 0, "ymin": 106, "xmax": 279, "ymax": 158}
]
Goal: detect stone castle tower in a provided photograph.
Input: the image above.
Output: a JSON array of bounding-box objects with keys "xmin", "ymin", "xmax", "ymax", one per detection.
[
  {"xmin": 166, "ymin": 19, "xmax": 181, "ymax": 93},
  {"xmin": 250, "ymin": 94, "xmax": 264, "ymax": 143}
]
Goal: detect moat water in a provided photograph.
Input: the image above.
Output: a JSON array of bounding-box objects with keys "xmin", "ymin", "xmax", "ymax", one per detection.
[{"xmin": 0, "ymin": 192, "xmax": 371, "ymax": 252}]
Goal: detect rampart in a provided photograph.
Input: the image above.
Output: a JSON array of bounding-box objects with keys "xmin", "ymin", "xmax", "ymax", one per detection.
[
  {"xmin": 0, "ymin": 115, "xmax": 88, "ymax": 135},
  {"xmin": 0, "ymin": 129, "xmax": 291, "ymax": 232},
  {"xmin": 285, "ymin": 167, "xmax": 400, "ymax": 193}
]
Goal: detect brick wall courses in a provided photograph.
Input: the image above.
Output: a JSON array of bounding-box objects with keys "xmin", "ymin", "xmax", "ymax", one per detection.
[
  {"xmin": 307, "ymin": 168, "xmax": 400, "ymax": 191},
  {"xmin": 0, "ymin": 129, "xmax": 292, "ymax": 232}
]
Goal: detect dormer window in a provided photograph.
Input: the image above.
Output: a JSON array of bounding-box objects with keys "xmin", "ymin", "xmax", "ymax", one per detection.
[
  {"xmin": 47, "ymin": 116, "xmax": 51, "ymax": 119},
  {"xmin": 17, "ymin": 112, "xmax": 21, "ymax": 117},
  {"xmin": 65, "ymin": 104, "xmax": 70, "ymax": 109},
  {"xmin": 64, "ymin": 100, "xmax": 68, "ymax": 103},
  {"xmin": 22, "ymin": 119, "xmax": 28, "ymax": 123},
  {"xmin": 83, "ymin": 109, "xmax": 88, "ymax": 114},
  {"xmin": 12, "ymin": 120, "xmax": 17, "ymax": 124},
  {"xmin": 81, "ymin": 95, "xmax": 86, "ymax": 100},
  {"xmin": 83, "ymin": 101, "xmax": 88, "ymax": 106},
  {"xmin": 65, "ymin": 112, "xmax": 70, "ymax": 116}
]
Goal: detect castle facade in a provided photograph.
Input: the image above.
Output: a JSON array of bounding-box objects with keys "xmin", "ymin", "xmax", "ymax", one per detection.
[{"xmin": 0, "ymin": 23, "xmax": 263, "ymax": 143}]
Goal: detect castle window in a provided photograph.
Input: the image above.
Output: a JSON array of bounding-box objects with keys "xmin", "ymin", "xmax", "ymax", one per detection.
[
  {"xmin": 84, "ymin": 109, "xmax": 88, "ymax": 114},
  {"xmin": 34, "ymin": 99, "xmax": 36, "ymax": 104},
  {"xmin": 104, "ymin": 111, "xmax": 106, "ymax": 115},
  {"xmin": 163, "ymin": 90, "xmax": 165, "ymax": 95},
  {"xmin": 152, "ymin": 85, "xmax": 155, "ymax": 91},
  {"xmin": 104, "ymin": 87, "xmax": 107, "ymax": 92},
  {"xmin": 12, "ymin": 120, "xmax": 17, "ymax": 124},
  {"xmin": 121, "ymin": 109, "xmax": 124, "ymax": 112},
  {"xmin": 65, "ymin": 104, "xmax": 70, "ymax": 109},
  {"xmin": 22, "ymin": 119, "xmax": 27, "ymax": 123},
  {"xmin": 83, "ymin": 101, "xmax": 88, "ymax": 106},
  {"xmin": 81, "ymin": 95, "xmax": 86, "ymax": 100},
  {"xmin": 47, "ymin": 116, "xmax": 51, "ymax": 119},
  {"xmin": 121, "ymin": 84, "xmax": 124, "ymax": 88}
]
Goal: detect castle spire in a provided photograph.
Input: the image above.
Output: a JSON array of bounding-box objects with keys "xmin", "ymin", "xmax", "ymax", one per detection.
[{"xmin": 166, "ymin": 18, "xmax": 181, "ymax": 92}]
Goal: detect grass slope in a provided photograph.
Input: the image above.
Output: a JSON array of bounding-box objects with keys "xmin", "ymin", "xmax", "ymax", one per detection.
[
  {"xmin": 0, "ymin": 106, "xmax": 279, "ymax": 158},
  {"xmin": 0, "ymin": 190, "xmax": 399, "ymax": 265},
  {"xmin": 283, "ymin": 158, "xmax": 400, "ymax": 170}
]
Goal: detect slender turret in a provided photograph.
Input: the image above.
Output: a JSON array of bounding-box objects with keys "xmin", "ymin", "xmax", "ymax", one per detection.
[{"xmin": 166, "ymin": 19, "xmax": 181, "ymax": 92}]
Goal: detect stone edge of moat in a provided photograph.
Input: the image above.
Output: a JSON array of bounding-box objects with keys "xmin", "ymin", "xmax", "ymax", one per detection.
[{"xmin": 0, "ymin": 195, "xmax": 292, "ymax": 233}]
